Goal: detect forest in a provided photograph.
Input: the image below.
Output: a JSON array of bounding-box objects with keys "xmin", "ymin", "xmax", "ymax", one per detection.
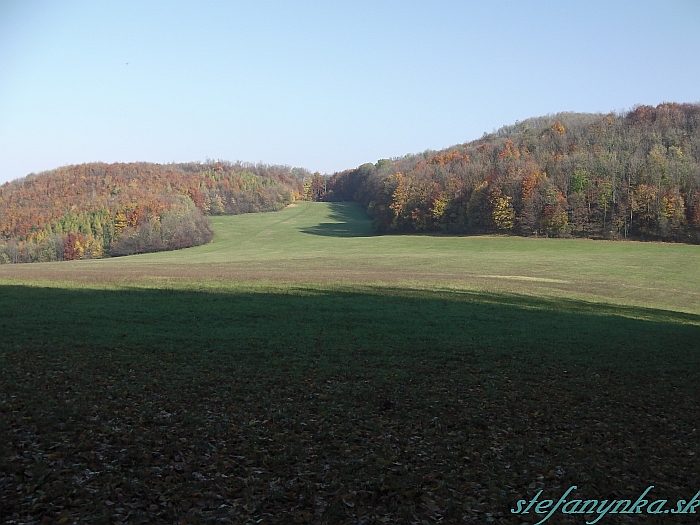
[
  {"xmin": 326, "ymin": 102, "xmax": 700, "ymax": 242},
  {"xmin": 0, "ymin": 161, "xmax": 307, "ymax": 263},
  {"xmin": 2, "ymin": 102, "xmax": 700, "ymax": 264}
]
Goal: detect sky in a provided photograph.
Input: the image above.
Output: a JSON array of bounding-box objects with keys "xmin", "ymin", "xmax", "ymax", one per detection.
[{"xmin": 1, "ymin": 1, "xmax": 699, "ymax": 184}]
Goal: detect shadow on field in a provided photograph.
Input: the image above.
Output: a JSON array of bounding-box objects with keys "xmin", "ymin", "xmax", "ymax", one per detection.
[
  {"xmin": 1, "ymin": 284, "xmax": 698, "ymax": 375},
  {"xmin": 2, "ymin": 284, "xmax": 700, "ymax": 524},
  {"xmin": 299, "ymin": 202, "xmax": 374, "ymax": 237}
]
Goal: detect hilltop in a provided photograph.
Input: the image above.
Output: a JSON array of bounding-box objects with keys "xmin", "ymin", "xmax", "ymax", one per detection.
[
  {"xmin": 0, "ymin": 161, "xmax": 307, "ymax": 262},
  {"xmin": 2, "ymin": 102, "xmax": 699, "ymax": 264},
  {"xmin": 328, "ymin": 102, "xmax": 700, "ymax": 243}
]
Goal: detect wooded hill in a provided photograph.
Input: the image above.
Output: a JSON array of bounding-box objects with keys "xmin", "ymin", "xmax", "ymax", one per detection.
[
  {"xmin": 3, "ymin": 102, "xmax": 699, "ymax": 264},
  {"xmin": 327, "ymin": 102, "xmax": 700, "ymax": 242},
  {"xmin": 0, "ymin": 161, "xmax": 306, "ymax": 263}
]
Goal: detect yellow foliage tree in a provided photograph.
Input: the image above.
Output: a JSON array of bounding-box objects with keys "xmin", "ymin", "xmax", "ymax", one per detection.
[
  {"xmin": 114, "ymin": 211, "xmax": 127, "ymax": 235},
  {"xmin": 430, "ymin": 192, "xmax": 449, "ymax": 220},
  {"xmin": 551, "ymin": 121, "xmax": 565, "ymax": 135},
  {"xmin": 389, "ymin": 173, "xmax": 410, "ymax": 221},
  {"xmin": 489, "ymin": 189, "xmax": 515, "ymax": 230}
]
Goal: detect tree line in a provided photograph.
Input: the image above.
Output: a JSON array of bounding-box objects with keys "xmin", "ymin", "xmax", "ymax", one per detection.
[
  {"xmin": 326, "ymin": 102, "xmax": 700, "ymax": 242},
  {"xmin": 3, "ymin": 102, "xmax": 699, "ymax": 264},
  {"xmin": 0, "ymin": 161, "xmax": 306, "ymax": 263}
]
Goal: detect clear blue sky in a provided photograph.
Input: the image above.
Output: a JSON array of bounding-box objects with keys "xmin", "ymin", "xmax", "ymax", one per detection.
[{"xmin": 1, "ymin": 0, "xmax": 699, "ymax": 183}]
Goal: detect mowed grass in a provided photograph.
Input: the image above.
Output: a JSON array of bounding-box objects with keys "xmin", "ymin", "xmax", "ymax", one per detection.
[
  {"xmin": 2, "ymin": 201, "xmax": 699, "ymax": 313},
  {"xmin": 1, "ymin": 202, "xmax": 699, "ymax": 524}
]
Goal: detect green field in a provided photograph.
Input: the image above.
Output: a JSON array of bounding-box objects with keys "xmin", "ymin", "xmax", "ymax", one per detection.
[{"xmin": 1, "ymin": 202, "xmax": 699, "ymax": 524}]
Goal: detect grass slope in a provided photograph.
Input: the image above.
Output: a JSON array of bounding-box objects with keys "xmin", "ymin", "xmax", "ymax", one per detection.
[
  {"xmin": 1, "ymin": 202, "xmax": 699, "ymax": 524},
  {"xmin": 2, "ymin": 201, "xmax": 699, "ymax": 313}
]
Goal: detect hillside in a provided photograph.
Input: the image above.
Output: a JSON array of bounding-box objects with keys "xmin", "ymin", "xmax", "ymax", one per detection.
[
  {"xmin": 327, "ymin": 102, "xmax": 700, "ymax": 243},
  {"xmin": 1, "ymin": 203, "xmax": 699, "ymax": 522},
  {"xmin": 3, "ymin": 102, "xmax": 700, "ymax": 265},
  {"xmin": 0, "ymin": 161, "xmax": 306, "ymax": 262}
]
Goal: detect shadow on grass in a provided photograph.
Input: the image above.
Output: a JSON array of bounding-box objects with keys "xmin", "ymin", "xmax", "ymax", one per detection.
[
  {"xmin": 1, "ymin": 283, "xmax": 698, "ymax": 377},
  {"xmin": 299, "ymin": 202, "xmax": 374, "ymax": 237},
  {"xmin": 2, "ymin": 284, "xmax": 700, "ymax": 524}
]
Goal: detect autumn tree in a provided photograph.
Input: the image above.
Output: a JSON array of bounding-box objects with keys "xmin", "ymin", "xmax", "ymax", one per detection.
[
  {"xmin": 0, "ymin": 160, "xmax": 303, "ymax": 263},
  {"xmin": 326, "ymin": 102, "xmax": 700, "ymax": 243}
]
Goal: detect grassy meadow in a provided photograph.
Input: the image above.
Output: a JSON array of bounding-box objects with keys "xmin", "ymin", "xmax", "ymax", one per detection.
[{"xmin": 1, "ymin": 202, "xmax": 699, "ymax": 524}]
